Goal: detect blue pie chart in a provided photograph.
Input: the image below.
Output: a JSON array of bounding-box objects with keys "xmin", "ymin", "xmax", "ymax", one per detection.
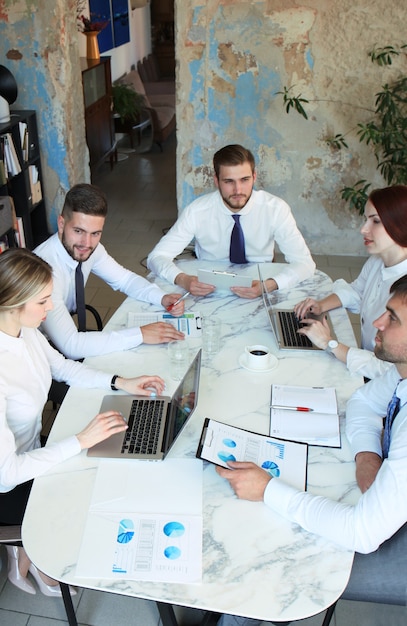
[
  {"xmin": 117, "ymin": 518, "xmax": 135, "ymax": 544},
  {"xmin": 163, "ymin": 521, "xmax": 185, "ymax": 538}
]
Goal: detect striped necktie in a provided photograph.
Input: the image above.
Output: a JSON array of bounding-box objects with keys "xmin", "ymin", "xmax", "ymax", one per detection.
[
  {"xmin": 229, "ymin": 214, "xmax": 248, "ymax": 264},
  {"xmin": 75, "ymin": 262, "xmax": 86, "ymax": 332},
  {"xmin": 382, "ymin": 381, "xmax": 402, "ymax": 458}
]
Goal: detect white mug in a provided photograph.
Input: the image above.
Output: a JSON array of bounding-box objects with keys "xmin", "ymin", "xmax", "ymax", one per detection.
[{"xmin": 244, "ymin": 344, "xmax": 274, "ymax": 370}]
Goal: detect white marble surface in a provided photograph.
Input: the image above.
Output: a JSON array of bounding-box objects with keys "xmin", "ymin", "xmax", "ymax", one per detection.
[{"xmin": 22, "ymin": 262, "xmax": 364, "ymax": 622}]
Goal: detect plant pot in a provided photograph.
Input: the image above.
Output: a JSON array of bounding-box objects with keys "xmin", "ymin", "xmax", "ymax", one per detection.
[{"xmin": 84, "ymin": 31, "xmax": 100, "ymax": 61}]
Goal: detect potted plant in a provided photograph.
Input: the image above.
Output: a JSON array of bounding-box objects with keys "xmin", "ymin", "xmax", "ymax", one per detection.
[
  {"xmin": 277, "ymin": 43, "xmax": 407, "ymax": 214},
  {"xmin": 112, "ymin": 82, "xmax": 145, "ymax": 124}
]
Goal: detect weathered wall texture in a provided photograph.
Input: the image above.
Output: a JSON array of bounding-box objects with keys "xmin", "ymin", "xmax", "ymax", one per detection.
[
  {"xmin": 0, "ymin": 0, "xmax": 89, "ymax": 231},
  {"xmin": 176, "ymin": 0, "xmax": 407, "ymax": 256}
]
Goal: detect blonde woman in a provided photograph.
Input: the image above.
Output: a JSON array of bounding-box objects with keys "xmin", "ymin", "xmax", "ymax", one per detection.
[{"xmin": 0, "ymin": 248, "xmax": 165, "ymax": 595}]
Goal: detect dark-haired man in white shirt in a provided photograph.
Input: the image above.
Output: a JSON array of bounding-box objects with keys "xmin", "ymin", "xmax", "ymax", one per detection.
[{"xmin": 216, "ymin": 274, "xmax": 407, "ymax": 625}]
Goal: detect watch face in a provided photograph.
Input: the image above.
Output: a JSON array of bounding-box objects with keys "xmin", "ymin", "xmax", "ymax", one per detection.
[{"xmin": 328, "ymin": 340, "xmax": 338, "ymax": 349}]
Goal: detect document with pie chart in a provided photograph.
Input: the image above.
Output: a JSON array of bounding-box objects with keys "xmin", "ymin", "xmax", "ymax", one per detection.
[{"xmin": 76, "ymin": 458, "xmax": 202, "ymax": 583}]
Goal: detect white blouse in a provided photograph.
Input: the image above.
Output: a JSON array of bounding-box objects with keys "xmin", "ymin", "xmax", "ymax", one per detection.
[
  {"xmin": 332, "ymin": 255, "xmax": 407, "ymax": 378},
  {"xmin": 0, "ymin": 327, "xmax": 111, "ymax": 492}
]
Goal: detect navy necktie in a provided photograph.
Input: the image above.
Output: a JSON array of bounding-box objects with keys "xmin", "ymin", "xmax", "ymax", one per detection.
[
  {"xmin": 229, "ymin": 214, "xmax": 247, "ymax": 264},
  {"xmin": 75, "ymin": 262, "xmax": 86, "ymax": 332},
  {"xmin": 382, "ymin": 381, "xmax": 401, "ymax": 458}
]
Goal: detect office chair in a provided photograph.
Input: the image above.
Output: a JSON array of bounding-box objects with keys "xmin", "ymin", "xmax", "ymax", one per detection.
[
  {"xmin": 320, "ymin": 591, "xmax": 406, "ymax": 625},
  {"xmin": 0, "ymin": 525, "xmax": 78, "ymax": 626}
]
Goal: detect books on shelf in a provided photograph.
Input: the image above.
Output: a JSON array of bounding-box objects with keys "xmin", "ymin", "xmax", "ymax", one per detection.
[
  {"xmin": 19, "ymin": 121, "xmax": 29, "ymax": 162},
  {"xmin": 270, "ymin": 384, "xmax": 340, "ymax": 448},
  {"xmin": 196, "ymin": 417, "xmax": 308, "ymax": 491},
  {"xmin": 15, "ymin": 217, "xmax": 26, "ymax": 248},
  {"xmin": 1, "ymin": 133, "xmax": 22, "ymax": 178},
  {"xmin": 28, "ymin": 164, "xmax": 42, "ymax": 204},
  {"xmin": 0, "ymin": 196, "xmax": 17, "ymax": 250}
]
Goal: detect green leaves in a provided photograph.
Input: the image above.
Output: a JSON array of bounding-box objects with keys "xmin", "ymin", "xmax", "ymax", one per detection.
[
  {"xmin": 369, "ymin": 45, "xmax": 400, "ymax": 66},
  {"xmin": 276, "ymin": 86, "xmax": 309, "ymax": 119},
  {"xmin": 112, "ymin": 83, "xmax": 145, "ymax": 123},
  {"xmin": 325, "ymin": 134, "xmax": 348, "ymax": 150},
  {"xmin": 341, "ymin": 181, "xmax": 371, "ymax": 215},
  {"xmin": 276, "ymin": 42, "xmax": 407, "ymax": 212}
]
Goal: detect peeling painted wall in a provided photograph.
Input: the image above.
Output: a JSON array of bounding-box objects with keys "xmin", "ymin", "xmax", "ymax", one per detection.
[
  {"xmin": 176, "ymin": 0, "xmax": 407, "ymax": 256},
  {"xmin": 0, "ymin": 1, "xmax": 152, "ymax": 233},
  {"xmin": 0, "ymin": 0, "xmax": 89, "ymax": 231}
]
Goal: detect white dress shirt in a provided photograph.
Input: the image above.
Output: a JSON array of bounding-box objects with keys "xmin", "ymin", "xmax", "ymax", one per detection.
[
  {"xmin": 332, "ymin": 255, "xmax": 407, "ymax": 379},
  {"xmin": 0, "ymin": 327, "xmax": 112, "ymax": 492},
  {"xmin": 264, "ymin": 365, "xmax": 407, "ymax": 553},
  {"xmin": 35, "ymin": 234, "xmax": 166, "ymax": 360},
  {"xmin": 147, "ymin": 189, "xmax": 315, "ymax": 289}
]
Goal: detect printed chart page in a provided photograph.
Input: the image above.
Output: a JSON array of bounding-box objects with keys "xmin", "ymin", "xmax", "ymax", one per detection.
[
  {"xmin": 270, "ymin": 384, "xmax": 340, "ymax": 447},
  {"xmin": 128, "ymin": 311, "xmax": 201, "ymax": 337},
  {"xmin": 197, "ymin": 418, "xmax": 307, "ymax": 491},
  {"xmin": 76, "ymin": 458, "xmax": 202, "ymax": 583}
]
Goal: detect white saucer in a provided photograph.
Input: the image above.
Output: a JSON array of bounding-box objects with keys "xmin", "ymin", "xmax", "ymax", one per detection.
[{"xmin": 238, "ymin": 353, "xmax": 278, "ymax": 373}]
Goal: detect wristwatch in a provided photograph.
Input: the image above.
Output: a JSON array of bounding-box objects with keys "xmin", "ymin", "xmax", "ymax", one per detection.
[
  {"xmin": 325, "ymin": 339, "xmax": 339, "ymax": 353},
  {"xmin": 110, "ymin": 375, "xmax": 119, "ymax": 391}
]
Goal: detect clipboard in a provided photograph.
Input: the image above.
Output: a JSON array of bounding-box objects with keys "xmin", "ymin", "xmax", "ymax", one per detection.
[
  {"xmin": 197, "ymin": 268, "xmax": 253, "ymax": 291},
  {"xmin": 127, "ymin": 311, "xmax": 202, "ymax": 337}
]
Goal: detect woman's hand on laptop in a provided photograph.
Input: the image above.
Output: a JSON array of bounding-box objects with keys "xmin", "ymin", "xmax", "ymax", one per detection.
[
  {"xmin": 76, "ymin": 410, "xmax": 128, "ymax": 450},
  {"xmin": 114, "ymin": 375, "xmax": 165, "ymax": 396},
  {"xmin": 294, "ymin": 297, "xmax": 322, "ymax": 320}
]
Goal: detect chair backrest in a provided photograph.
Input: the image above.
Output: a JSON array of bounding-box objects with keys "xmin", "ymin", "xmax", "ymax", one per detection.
[{"xmin": 0, "ymin": 525, "xmax": 22, "ymax": 546}]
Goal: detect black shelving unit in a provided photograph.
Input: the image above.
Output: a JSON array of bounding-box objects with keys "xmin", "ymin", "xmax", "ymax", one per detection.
[{"xmin": 0, "ymin": 110, "xmax": 49, "ymax": 249}]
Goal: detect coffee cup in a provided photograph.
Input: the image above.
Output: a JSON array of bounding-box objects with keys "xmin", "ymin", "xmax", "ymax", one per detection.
[{"xmin": 244, "ymin": 344, "xmax": 275, "ymax": 370}]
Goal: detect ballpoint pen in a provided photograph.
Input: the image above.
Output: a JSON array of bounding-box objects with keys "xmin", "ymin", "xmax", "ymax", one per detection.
[
  {"xmin": 166, "ymin": 291, "xmax": 191, "ymax": 312},
  {"xmin": 271, "ymin": 405, "xmax": 314, "ymax": 412}
]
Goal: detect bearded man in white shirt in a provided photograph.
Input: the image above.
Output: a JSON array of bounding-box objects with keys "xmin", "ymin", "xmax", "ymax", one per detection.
[
  {"xmin": 147, "ymin": 144, "xmax": 315, "ymax": 299},
  {"xmin": 215, "ymin": 274, "xmax": 407, "ymax": 625},
  {"xmin": 35, "ymin": 184, "xmax": 185, "ymax": 360}
]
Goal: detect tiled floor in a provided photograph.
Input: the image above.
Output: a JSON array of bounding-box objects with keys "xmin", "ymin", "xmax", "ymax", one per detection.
[{"xmin": 1, "ymin": 132, "xmax": 406, "ymax": 625}]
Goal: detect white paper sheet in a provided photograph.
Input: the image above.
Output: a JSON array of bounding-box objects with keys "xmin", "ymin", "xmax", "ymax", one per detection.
[{"xmin": 76, "ymin": 458, "xmax": 203, "ymax": 582}]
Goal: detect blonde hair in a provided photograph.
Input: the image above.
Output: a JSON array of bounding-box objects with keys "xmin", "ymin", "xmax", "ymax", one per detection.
[{"xmin": 0, "ymin": 248, "xmax": 52, "ymax": 311}]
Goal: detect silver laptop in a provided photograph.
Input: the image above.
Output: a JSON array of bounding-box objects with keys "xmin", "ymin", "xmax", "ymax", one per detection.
[
  {"xmin": 258, "ymin": 265, "xmax": 335, "ymax": 352},
  {"xmin": 87, "ymin": 350, "xmax": 201, "ymax": 460}
]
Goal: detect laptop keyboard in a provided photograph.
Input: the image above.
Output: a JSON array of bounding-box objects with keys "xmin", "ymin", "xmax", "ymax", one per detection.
[
  {"xmin": 278, "ymin": 311, "xmax": 313, "ymax": 348},
  {"xmin": 121, "ymin": 398, "xmax": 164, "ymax": 455}
]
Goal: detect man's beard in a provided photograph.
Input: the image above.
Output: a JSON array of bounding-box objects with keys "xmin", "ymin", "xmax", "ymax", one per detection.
[{"xmin": 61, "ymin": 234, "xmax": 96, "ymax": 262}]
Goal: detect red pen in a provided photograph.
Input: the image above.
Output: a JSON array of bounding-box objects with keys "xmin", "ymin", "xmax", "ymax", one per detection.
[
  {"xmin": 166, "ymin": 291, "xmax": 190, "ymax": 312},
  {"xmin": 271, "ymin": 405, "xmax": 314, "ymax": 412}
]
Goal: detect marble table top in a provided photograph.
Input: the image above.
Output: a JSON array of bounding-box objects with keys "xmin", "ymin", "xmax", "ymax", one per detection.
[{"xmin": 23, "ymin": 262, "xmax": 364, "ymax": 622}]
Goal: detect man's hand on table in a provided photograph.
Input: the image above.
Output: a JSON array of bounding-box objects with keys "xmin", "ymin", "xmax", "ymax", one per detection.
[
  {"xmin": 231, "ymin": 278, "xmax": 278, "ymax": 299},
  {"xmin": 355, "ymin": 451, "xmax": 383, "ymax": 493},
  {"xmin": 141, "ymin": 322, "xmax": 185, "ymax": 344},
  {"xmin": 161, "ymin": 293, "xmax": 185, "ymax": 316},
  {"xmin": 216, "ymin": 461, "xmax": 272, "ymax": 500},
  {"xmin": 175, "ymin": 272, "xmax": 216, "ymax": 296}
]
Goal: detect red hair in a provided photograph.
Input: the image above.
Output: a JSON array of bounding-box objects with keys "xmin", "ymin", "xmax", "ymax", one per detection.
[{"xmin": 369, "ymin": 185, "xmax": 407, "ymax": 247}]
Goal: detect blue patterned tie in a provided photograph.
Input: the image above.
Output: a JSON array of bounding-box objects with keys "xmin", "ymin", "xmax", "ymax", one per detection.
[
  {"xmin": 229, "ymin": 214, "xmax": 247, "ymax": 264},
  {"xmin": 382, "ymin": 382, "xmax": 401, "ymax": 458},
  {"xmin": 75, "ymin": 262, "xmax": 86, "ymax": 332}
]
